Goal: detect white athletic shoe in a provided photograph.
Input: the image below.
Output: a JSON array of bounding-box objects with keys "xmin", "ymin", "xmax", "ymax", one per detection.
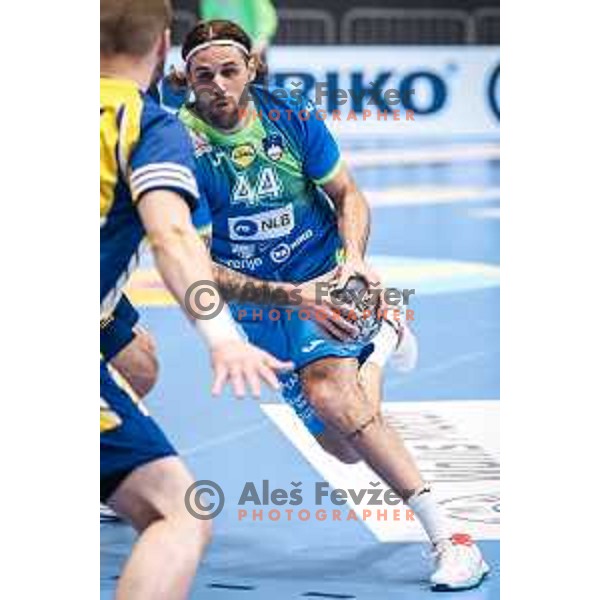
[{"xmin": 430, "ymin": 533, "xmax": 490, "ymax": 591}]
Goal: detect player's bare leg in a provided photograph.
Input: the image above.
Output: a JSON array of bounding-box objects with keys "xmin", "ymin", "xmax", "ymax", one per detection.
[
  {"xmin": 315, "ymin": 362, "xmax": 408, "ymax": 465},
  {"xmin": 314, "ymin": 319, "xmax": 416, "ymax": 465},
  {"xmin": 303, "ymin": 357, "xmax": 425, "ymax": 496},
  {"xmin": 110, "ymin": 326, "xmax": 159, "ymax": 400},
  {"xmin": 108, "ymin": 457, "xmax": 211, "ymax": 600},
  {"xmin": 102, "ymin": 327, "xmax": 161, "ymax": 522},
  {"xmin": 302, "ymin": 355, "xmax": 488, "ymax": 590}
]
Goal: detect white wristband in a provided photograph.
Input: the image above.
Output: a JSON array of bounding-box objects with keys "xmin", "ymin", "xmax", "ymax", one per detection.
[{"xmin": 194, "ymin": 305, "xmax": 242, "ymax": 349}]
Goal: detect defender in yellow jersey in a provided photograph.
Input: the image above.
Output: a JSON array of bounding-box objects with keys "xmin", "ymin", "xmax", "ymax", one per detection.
[
  {"xmin": 100, "ymin": 2, "xmax": 290, "ymax": 599},
  {"xmin": 100, "ymin": 75, "xmax": 200, "ymax": 317}
]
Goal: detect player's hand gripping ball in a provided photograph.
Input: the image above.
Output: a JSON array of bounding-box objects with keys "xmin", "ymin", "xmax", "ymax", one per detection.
[{"xmin": 330, "ymin": 275, "xmax": 382, "ymax": 344}]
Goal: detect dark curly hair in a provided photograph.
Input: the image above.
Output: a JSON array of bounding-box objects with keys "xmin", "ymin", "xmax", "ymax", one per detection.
[{"xmin": 167, "ymin": 19, "xmax": 266, "ymax": 90}]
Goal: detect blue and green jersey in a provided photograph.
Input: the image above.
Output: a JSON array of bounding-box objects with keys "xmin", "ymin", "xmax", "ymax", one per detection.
[{"xmin": 181, "ymin": 85, "xmax": 343, "ymax": 283}]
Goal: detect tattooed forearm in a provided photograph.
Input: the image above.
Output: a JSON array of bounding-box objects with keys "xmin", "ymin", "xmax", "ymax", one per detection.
[
  {"xmin": 212, "ymin": 262, "xmax": 297, "ymax": 305},
  {"xmin": 199, "ymin": 231, "xmax": 301, "ymax": 304}
]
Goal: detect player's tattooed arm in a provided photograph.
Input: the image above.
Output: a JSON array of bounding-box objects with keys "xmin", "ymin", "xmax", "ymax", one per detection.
[
  {"xmin": 322, "ymin": 165, "xmax": 379, "ymax": 286},
  {"xmin": 197, "ymin": 228, "xmax": 299, "ymax": 304},
  {"xmin": 197, "ymin": 229, "xmax": 358, "ymax": 338},
  {"xmin": 215, "ymin": 263, "xmax": 300, "ymax": 304},
  {"xmin": 197, "ymin": 230, "xmax": 338, "ymax": 310}
]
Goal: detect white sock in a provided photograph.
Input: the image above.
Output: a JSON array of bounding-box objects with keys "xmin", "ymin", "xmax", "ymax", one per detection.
[
  {"xmin": 366, "ymin": 319, "xmax": 418, "ymax": 373},
  {"xmin": 366, "ymin": 320, "xmax": 398, "ymax": 367},
  {"xmin": 407, "ymin": 486, "xmax": 452, "ymax": 546},
  {"xmin": 393, "ymin": 323, "xmax": 418, "ymax": 373}
]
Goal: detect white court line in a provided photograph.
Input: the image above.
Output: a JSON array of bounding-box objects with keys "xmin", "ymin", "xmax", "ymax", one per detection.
[
  {"xmin": 469, "ymin": 207, "xmax": 501, "ymax": 219},
  {"xmin": 262, "ymin": 400, "xmax": 500, "ymax": 542},
  {"xmin": 180, "ymin": 421, "xmax": 269, "ymax": 457},
  {"xmin": 364, "ymin": 185, "xmax": 500, "ymax": 206},
  {"xmin": 346, "ymin": 144, "xmax": 500, "ymax": 168},
  {"xmin": 399, "ymin": 349, "xmax": 498, "ymax": 385}
]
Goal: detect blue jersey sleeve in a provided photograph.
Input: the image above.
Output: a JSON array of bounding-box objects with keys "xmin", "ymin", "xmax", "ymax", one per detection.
[
  {"xmin": 192, "ymin": 192, "xmax": 212, "ymax": 237},
  {"xmin": 300, "ymin": 99, "xmax": 342, "ymax": 185},
  {"xmin": 128, "ymin": 98, "xmax": 199, "ymax": 209},
  {"xmin": 189, "ymin": 160, "xmax": 212, "ymax": 236},
  {"xmin": 192, "ymin": 204, "xmax": 212, "ymax": 238}
]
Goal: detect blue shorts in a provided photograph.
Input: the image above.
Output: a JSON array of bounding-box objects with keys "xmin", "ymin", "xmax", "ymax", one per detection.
[
  {"xmin": 100, "ymin": 295, "xmax": 139, "ymax": 361},
  {"xmin": 233, "ymin": 305, "xmax": 374, "ymax": 436},
  {"xmin": 100, "ymin": 360, "xmax": 176, "ymax": 502}
]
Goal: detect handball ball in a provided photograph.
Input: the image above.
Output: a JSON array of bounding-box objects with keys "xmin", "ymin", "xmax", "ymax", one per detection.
[{"xmin": 330, "ymin": 275, "xmax": 382, "ymax": 343}]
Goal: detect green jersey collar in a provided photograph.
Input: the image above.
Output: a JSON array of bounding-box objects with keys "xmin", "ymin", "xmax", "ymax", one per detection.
[{"xmin": 179, "ymin": 103, "xmax": 262, "ymax": 145}]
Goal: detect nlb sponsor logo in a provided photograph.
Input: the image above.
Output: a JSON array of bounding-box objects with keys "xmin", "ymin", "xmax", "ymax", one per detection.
[{"xmin": 228, "ymin": 204, "xmax": 294, "ymax": 241}]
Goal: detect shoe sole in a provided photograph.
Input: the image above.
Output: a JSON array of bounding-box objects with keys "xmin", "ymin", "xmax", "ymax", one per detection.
[{"xmin": 431, "ymin": 564, "xmax": 490, "ymax": 592}]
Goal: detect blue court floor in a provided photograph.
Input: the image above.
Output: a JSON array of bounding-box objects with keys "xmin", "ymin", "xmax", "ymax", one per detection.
[{"xmin": 101, "ymin": 137, "xmax": 500, "ymax": 599}]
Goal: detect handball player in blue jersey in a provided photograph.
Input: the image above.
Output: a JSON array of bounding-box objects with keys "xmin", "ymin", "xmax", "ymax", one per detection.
[{"xmin": 168, "ymin": 20, "xmax": 489, "ymax": 590}]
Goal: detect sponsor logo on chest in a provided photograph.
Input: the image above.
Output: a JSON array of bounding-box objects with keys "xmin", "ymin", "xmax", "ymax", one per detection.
[
  {"xmin": 231, "ymin": 143, "xmax": 256, "ymax": 169},
  {"xmin": 222, "ymin": 257, "xmax": 263, "ymax": 272},
  {"xmin": 228, "ymin": 204, "xmax": 294, "ymax": 241},
  {"xmin": 269, "ymin": 229, "xmax": 314, "ymax": 264},
  {"xmin": 188, "ymin": 129, "xmax": 213, "ymax": 157},
  {"xmin": 230, "ymin": 243, "xmax": 256, "ymax": 259}
]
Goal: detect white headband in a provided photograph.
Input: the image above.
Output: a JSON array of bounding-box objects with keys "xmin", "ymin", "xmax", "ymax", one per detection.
[{"xmin": 184, "ymin": 39, "xmax": 250, "ymax": 65}]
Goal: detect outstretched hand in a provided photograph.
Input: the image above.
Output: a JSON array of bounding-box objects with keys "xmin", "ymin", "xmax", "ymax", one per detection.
[{"xmin": 210, "ymin": 340, "xmax": 293, "ymax": 399}]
